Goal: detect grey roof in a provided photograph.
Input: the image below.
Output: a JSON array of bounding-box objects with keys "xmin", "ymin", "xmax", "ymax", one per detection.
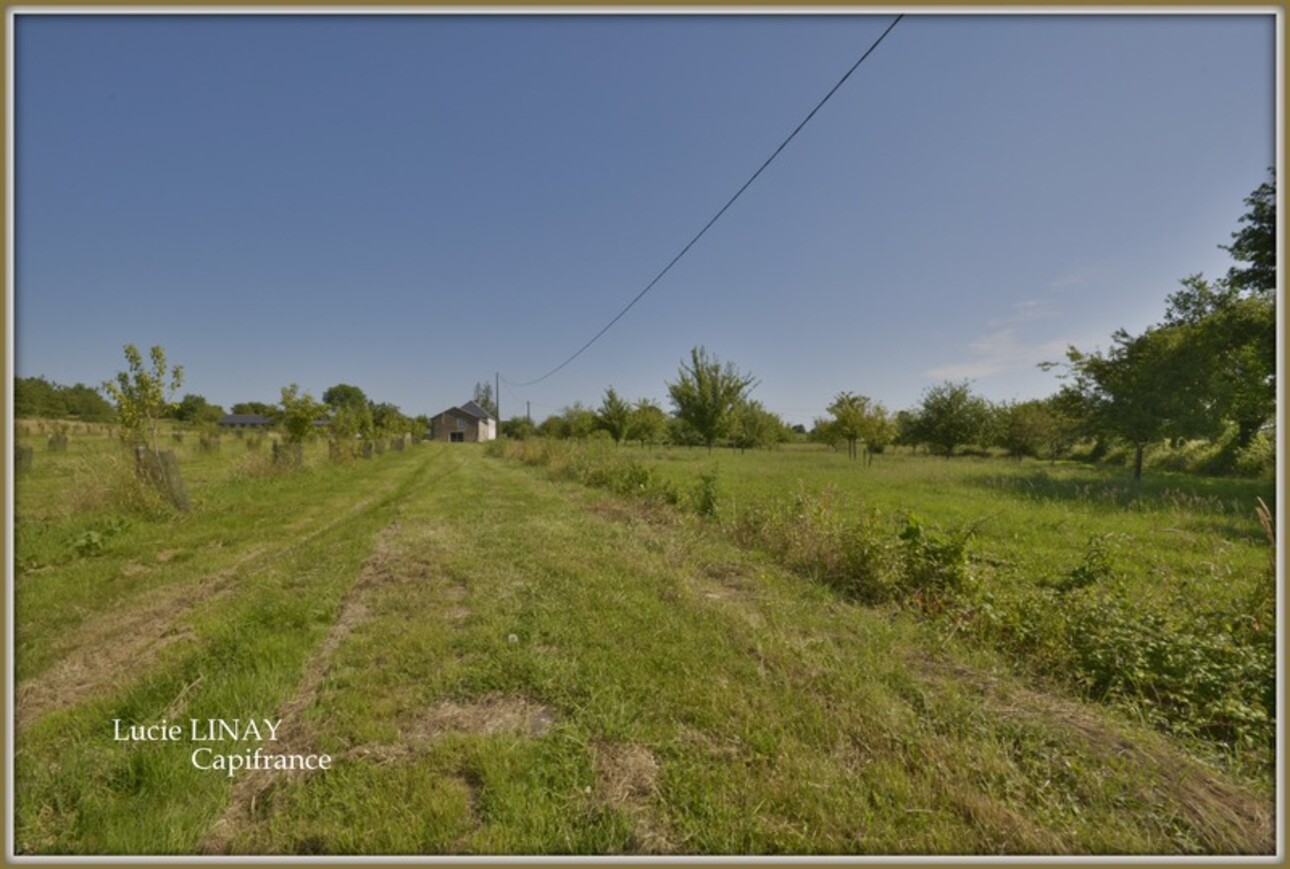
[
  {"xmin": 218, "ymin": 413, "xmax": 273, "ymax": 426},
  {"xmin": 457, "ymin": 400, "xmax": 494, "ymax": 421}
]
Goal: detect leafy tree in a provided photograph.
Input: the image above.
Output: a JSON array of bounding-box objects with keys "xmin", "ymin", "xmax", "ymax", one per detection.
[
  {"xmin": 174, "ymin": 393, "xmax": 224, "ymax": 425},
  {"xmin": 536, "ymin": 414, "xmax": 567, "ymax": 439},
  {"xmin": 278, "ymin": 384, "xmax": 326, "ymax": 444},
  {"xmin": 501, "ymin": 416, "xmax": 536, "ymax": 440},
  {"xmin": 864, "ymin": 407, "xmax": 896, "ymax": 455},
  {"xmin": 64, "ymin": 381, "xmax": 114, "ymax": 420},
  {"xmin": 627, "ymin": 399, "xmax": 669, "ymax": 448},
  {"xmin": 231, "ymin": 401, "xmax": 276, "ymax": 416},
  {"xmin": 327, "ymin": 405, "xmax": 364, "ymax": 461},
  {"xmin": 15, "ymin": 376, "xmax": 65, "ymax": 418},
  {"xmin": 809, "ymin": 417, "xmax": 842, "ymax": 451},
  {"xmin": 1164, "ymin": 274, "xmax": 1275, "ymax": 449},
  {"xmin": 102, "ymin": 344, "xmax": 184, "ymax": 451},
  {"xmin": 668, "ymin": 415, "xmax": 705, "ymax": 447},
  {"xmin": 1061, "ymin": 326, "xmax": 1208, "ymax": 480},
  {"xmin": 667, "ymin": 346, "xmax": 757, "ymax": 452},
  {"xmin": 893, "ymin": 409, "xmax": 921, "ymax": 452},
  {"xmin": 905, "ymin": 380, "xmax": 991, "ymax": 457},
  {"xmin": 993, "ymin": 398, "xmax": 1077, "ymax": 461},
  {"xmin": 1223, "ymin": 171, "xmax": 1275, "ymax": 297},
  {"xmin": 729, "ymin": 400, "xmax": 788, "ymax": 451},
  {"xmin": 62, "ymin": 383, "xmax": 116, "ymax": 422},
  {"xmin": 826, "ymin": 392, "xmax": 891, "ymax": 462},
  {"xmin": 15, "ymin": 377, "xmax": 115, "ymax": 421},
  {"xmin": 370, "ymin": 401, "xmax": 410, "ymax": 437},
  {"xmin": 322, "ymin": 383, "xmax": 369, "ymax": 414},
  {"xmin": 473, "ymin": 381, "xmax": 498, "ymax": 419},
  {"xmin": 563, "ymin": 403, "xmax": 598, "ymax": 439},
  {"xmin": 596, "ymin": 387, "xmax": 632, "ymax": 446},
  {"xmin": 539, "ymin": 403, "xmax": 596, "ymax": 439},
  {"xmin": 827, "ymin": 392, "xmax": 867, "ymax": 460}
]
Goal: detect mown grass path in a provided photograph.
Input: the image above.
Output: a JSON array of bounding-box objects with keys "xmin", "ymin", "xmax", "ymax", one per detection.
[{"xmin": 13, "ymin": 445, "xmax": 1274, "ymax": 855}]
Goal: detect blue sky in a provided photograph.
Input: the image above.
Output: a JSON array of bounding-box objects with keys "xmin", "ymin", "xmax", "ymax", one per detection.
[{"xmin": 14, "ymin": 12, "xmax": 1276, "ymax": 426}]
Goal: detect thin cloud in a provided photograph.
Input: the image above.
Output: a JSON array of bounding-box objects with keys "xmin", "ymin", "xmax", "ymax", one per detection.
[
  {"xmin": 924, "ymin": 300, "xmax": 1069, "ymax": 381},
  {"xmin": 1048, "ymin": 267, "xmax": 1099, "ymax": 291}
]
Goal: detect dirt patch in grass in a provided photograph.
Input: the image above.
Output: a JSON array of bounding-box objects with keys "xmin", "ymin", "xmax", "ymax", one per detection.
[
  {"xmin": 908, "ymin": 654, "xmax": 1274, "ymax": 854},
  {"xmin": 592, "ymin": 740, "xmax": 672, "ymax": 854},
  {"xmin": 408, "ymin": 696, "xmax": 558, "ymax": 741},
  {"xmin": 339, "ymin": 696, "xmax": 560, "ymax": 770}
]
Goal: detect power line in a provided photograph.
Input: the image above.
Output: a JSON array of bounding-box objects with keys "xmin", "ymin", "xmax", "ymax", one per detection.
[{"xmin": 503, "ymin": 15, "xmax": 904, "ymax": 389}]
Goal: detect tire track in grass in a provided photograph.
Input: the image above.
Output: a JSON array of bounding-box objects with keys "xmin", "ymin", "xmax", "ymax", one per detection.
[
  {"xmin": 199, "ymin": 456, "xmax": 466, "ymax": 853},
  {"xmin": 15, "ymin": 450, "xmax": 446, "ymax": 735}
]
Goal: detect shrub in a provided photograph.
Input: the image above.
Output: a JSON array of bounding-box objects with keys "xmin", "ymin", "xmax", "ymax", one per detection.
[
  {"xmin": 693, "ymin": 469, "xmax": 719, "ymax": 517},
  {"xmin": 897, "ymin": 514, "xmax": 972, "ymax": 603},
  {"xmin": 1048, "ymin": 534, "xmax": 1116, "ymax": 593}
]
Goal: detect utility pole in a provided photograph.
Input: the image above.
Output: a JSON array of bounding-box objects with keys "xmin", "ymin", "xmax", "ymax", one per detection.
[
  {"xmin": 527, "ymin": 401, "xmax": 531, "ymax": 423},
  {"xmin": 495, "ymin": 372, "xmax": 501, "ymax": 427}
]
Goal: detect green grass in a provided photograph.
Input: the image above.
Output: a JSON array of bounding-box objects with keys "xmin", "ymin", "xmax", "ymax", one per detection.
[
  {"xmin": 493, "ymin": 440, "xmax": 1276, "ymax": 773},
  {"xmin": 12, "ymin": 429, "xmax": 1276, "ymax": 855}
]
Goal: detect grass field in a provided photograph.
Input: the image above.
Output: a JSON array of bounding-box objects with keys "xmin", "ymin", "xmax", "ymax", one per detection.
[
  {"xmin": 495, "ymin": 440, "xmax": 1277, "ymax": 771},
  {"xmin": 11, "ymin": 428, "xmax": 1278, "ymax": 854}
]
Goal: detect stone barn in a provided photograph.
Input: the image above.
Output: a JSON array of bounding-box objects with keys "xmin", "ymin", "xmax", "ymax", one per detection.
[{"xmin": 429, "ymin": 400, "xmax": 496, "ymax": 443}]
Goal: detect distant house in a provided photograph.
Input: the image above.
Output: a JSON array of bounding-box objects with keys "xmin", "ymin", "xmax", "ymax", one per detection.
[
  {"xmin": 218, "ymin": 413, "xmax": 273, "ymax": 430},
  {"xmin": 429, "ymin": 400, "xmax": 496, "ymax": 443}
]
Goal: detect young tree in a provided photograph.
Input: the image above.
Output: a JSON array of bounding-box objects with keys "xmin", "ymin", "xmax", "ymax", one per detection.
[
  {"xmin": 861, "ymin": 405, "xmax": 896, "ymax": 457},
  {"xmin": 827, "ymin": 392, "xmax": 867, "ymax": 460},
  {"xmin": 667, "ymin": 346, "xmax": 757, "ymax": 452},
  {"xmin": 102, "ymin": 344, "xmax": 184, "ymax": 451},
  {"xmin": 626, "ymin": 399, "xmax": 669, "ymax": 448},
  {"xmin": 327, "ymin": 404, "xmax": 364, "ymax": 461},
  {"xmin": 278, "ymin": 384, "xmax": 326, "ymax": 444},
  {"xmin": 596, "ymin": 387, "xmax": 632, "ymax": 446},
  {"xmin": 729, "ymin": 400, "xmax": 788, "ymax": 452},
  {"xmin": 810, "ymin": 417, "xmax": 842, "ymax": 451},
  {"xmin": 906, "ymin": 380, "xmax": 991, "ymax": 457},
  {"xmin": 828, "ymin": 392, "xmax": 894, "ymax": 463}
]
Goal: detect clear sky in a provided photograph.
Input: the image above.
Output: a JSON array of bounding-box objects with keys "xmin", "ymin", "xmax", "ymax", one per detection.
[{"xmin": 13, "ymin": 12, "xmax": 1277, "ymax": 426}]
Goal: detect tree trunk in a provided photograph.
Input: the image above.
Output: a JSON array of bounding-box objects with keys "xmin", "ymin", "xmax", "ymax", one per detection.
[
  {"xmin": 1236, "ymin": 419, "xmax": 1262, "ymax": 449},
  {"xmin": 1133, "ymin": 444, "xmax": 1144, "ymax": 481}
]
